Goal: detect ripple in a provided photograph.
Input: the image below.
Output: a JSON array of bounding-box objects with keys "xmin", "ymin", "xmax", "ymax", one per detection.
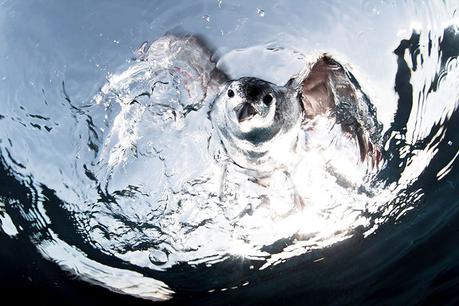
[{"xmin": 0, "ymin": 0, "xmax": 458, "ymax": 303}]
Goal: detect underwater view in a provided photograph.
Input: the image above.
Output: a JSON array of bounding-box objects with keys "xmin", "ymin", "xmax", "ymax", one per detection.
[{"xmin": 0, "ymin": 1, "xmax": 458, "ymax": 305}]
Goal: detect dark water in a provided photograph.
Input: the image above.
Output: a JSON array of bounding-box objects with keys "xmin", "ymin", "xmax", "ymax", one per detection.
[{"xmin": 1, "ymin": 1, "xmax": 459, "ymax": 305}]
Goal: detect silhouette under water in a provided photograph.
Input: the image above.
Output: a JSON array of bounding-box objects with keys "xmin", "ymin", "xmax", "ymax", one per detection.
[{"xmin": 0, "ymin": 1, "xmax": 458, "ymax": 305}]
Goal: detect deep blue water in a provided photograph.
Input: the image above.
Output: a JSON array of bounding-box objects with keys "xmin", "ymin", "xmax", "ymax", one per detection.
[{"xmin": 1, "ymin": 1, "xmax": 459, "ymax": 305}]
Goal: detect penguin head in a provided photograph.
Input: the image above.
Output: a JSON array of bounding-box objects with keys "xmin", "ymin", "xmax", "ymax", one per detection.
[
  {"xmin": 217, "ymin": 77, "xmax": 287, "ymax": 144},
  {"xmin": 227, "ymin": 77, "xmax": 277, "ymax": 129}
]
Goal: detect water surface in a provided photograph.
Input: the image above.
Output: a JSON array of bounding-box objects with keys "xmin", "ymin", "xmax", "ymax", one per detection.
[{"xmin": 0, "ymin": 1, "xmax": 458, "ymax": 305}]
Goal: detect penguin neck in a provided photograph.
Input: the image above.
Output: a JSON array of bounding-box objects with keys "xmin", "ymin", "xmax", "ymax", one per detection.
[
  {"xmin": 236, "ymin": 124, "xmax": 281, "ymax": 145},
  {"xmin": 225, "ymin": 117, "xmax": 302, "ymax": 172}
]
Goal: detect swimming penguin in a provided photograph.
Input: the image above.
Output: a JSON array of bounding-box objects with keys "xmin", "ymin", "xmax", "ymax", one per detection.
[{"xmin": 105, "ymin": 34, "xmax": 382, "ymax": 185}]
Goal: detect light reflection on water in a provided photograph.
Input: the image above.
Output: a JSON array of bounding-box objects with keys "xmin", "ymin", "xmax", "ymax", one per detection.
[{"xmin": 0, "ymin": 0, "xmax": 458, "ymax": 302}]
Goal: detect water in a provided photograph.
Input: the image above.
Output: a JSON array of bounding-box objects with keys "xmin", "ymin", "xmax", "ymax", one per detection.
[{"xmin": 0, "ymin": 1, "xmax": 458, "ymax": 305}]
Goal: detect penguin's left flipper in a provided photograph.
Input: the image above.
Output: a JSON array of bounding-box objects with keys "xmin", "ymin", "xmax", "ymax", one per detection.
[{"xmin": 293, "ymin": 55, "xmax": 383, "ymax": 167}]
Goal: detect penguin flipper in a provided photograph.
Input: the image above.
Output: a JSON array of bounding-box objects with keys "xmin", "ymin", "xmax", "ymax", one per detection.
[
  {"xmin": 140, "ymin": 33, "xmax": 228, "ymax": 112},
  {"xmin": 294, "ymin": 55, "xmax": 383, "ymax": 166}
]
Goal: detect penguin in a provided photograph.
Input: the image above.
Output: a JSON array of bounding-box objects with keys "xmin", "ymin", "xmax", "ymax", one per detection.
[{"xmin": 102, "ymin": 34, "xmax": 383, "ymax": 191}]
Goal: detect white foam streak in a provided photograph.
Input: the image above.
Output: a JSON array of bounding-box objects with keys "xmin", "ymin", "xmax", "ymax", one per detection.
[{"xmin": 38, "ymin": 231, "xmax": 173, "ymax": 301}]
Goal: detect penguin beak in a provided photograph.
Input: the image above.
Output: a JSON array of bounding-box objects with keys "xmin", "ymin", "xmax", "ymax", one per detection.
[
  {"xmin": 235, "ymin": 103, "xmax": 257, "ymax": 123},
  {"xmin": 252, "ymin": 101, "xmax": 270, "ymax": 117}
]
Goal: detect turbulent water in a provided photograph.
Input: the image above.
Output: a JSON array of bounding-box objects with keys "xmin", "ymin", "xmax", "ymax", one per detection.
[{"xmin": 0, "ymin": 1, "xmax": 458, "ymax": 305}]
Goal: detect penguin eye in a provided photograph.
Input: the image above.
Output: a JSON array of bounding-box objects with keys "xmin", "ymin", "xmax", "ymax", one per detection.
[
  {"xmin": 227, "ymin": 89, "xmax": 235, "ymax": 98},
  {"xmin": 262, "ymin": 94, "xmax": 273, "ymax": 106}
]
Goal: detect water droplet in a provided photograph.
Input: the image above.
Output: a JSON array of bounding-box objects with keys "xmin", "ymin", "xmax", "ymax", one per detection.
[
  {"xmin": 313, "ymin": 257, "xmax": 325, "ymax": 262},
  {"xmin": 149, "ymin": 249, "xmax": 168, "ymax": 265},
  {"xmin": 256, "ymin": 8, "xmax": 265, "ymax": 17},
  {"xmin": 448, "ymin": 141, "xmax": 452, "ymax": 146},
  {"xmin": 202, "ymin": 15, "xmax": 210, "ymax": 22},
  {"xmin": 217, "ymin": 0, "xmax": 223, "ymax": 8},
  {"xmin": 113, "ymin": 40, "xmax": 120, "ymax": 44}
]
